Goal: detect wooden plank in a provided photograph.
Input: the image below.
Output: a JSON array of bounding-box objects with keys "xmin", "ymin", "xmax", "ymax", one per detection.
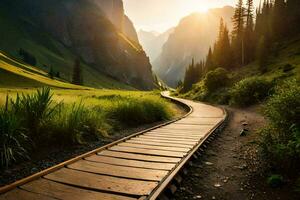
[
  {"xmin": 98, "ymin": 150, "xmax": 181, "ymax": 163},
  {"xmin": 147, "ymin": 132, "xmax": 202, "ymax": 137},
  {"xmin": 85, "ymin": 155, "xmax": 176, "ymax": 170},
  {"xmin": 144, "ymin": 133, "xmax": 200, "ymax": 139},
  {"xmin": 137, "ymin": 135, "xmax": 199, "ymax": 142},
  {"xmin": 150, "ymin": 129, "xmax": 202, "ymax": 134},
  {"xmin": 68, "ymin": 160, "xmax": 168, "ymax": 181},
  {"xmin": 160, "ymin": 126, "xmax": 212, "ymax": 131},
  {"xmin": 0, "ymin": 188, "xmax": 55, "ymax": 200},
  {"xmin": 130, "ymin": 138, "xmax": 197, "ymax": 145},
  {"xmin": 126, "ymin": 139, "xmax": 193, "ymax": 148},
  {"xmin": 109, "ymin": 146, "xmax": 186, "ymax": 158},
  {"xmin": 175, "ymin": 118, "xmax": 222, "ymax": 125},
  {"xmin": 118, "ymin": 142, "xmax": 190, "ymax": 152},
  {"xmin": 21, "ymin": 179, "xmax": 136, "ymax": 200},
  {"xmin": 149, "ymin": 130, "xmax": 202, "ymax": 135},
  {"xmin": 45, "ymin": 168, "xmax": 157, "ymax": 196}
]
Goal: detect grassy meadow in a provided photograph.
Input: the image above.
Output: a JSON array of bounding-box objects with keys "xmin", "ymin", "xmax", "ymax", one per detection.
[{"xmin": 0, "ymin": 87, "xmax": 179, "ymax": 167}]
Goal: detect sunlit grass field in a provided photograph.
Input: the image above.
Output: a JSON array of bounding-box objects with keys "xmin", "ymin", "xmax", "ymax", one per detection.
[{"xmin": 0, "ymin": 87, "xmax": 180, "ymax": 167}]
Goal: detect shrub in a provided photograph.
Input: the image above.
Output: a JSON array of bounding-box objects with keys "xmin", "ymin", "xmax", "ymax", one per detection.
[
  {"xmin": 10, "ymin": 87, "xmax": 58, "ymax": 141},
  {"xmin": 0, "ymin": 98, "xmax": 28, "ymax": 167},
  {"xmin": 203, "ymin": 68, "xmax": 229, "ymax": 92},
  {"xmin": 260, "ymin": 80, "xmax": 300, "ymax": 170},
  {"xmin": 47, "ymin": 103, "xmax": 110, "ymax": 145},
  {"xmin": 109, "ymin": 96, "xmax": 173, "ymax": 126},
  {"xmin": 230, "ymin": 77, "xmax": 273, "ymax": 107},
  {"xmin": 267, "ymin": 174, "xmax": 284, "ymax": 188}
]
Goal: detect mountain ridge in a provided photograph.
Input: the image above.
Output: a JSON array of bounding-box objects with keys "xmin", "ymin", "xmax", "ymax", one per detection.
[
  {"xmin": 0, "ymin": 0, "xmax": 154, "ymax": 89},
  {"xmin": 153, "ymin": 6, "xmax": 234, "ymax": 87}
]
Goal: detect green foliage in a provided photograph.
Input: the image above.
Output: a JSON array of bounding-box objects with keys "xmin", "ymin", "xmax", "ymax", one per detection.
[
  {"xmin": 267, "ymin": 174, "xmax": 284, "ymax": 188},
  {"xmin": 230, "ymin": 77, "xmax": 273, "ymax": 107},
  {"xmin": 182, "ymin": 59, "xmax": 204, "ymax": 92},
  {"xmin": 0, "ymin": 99, "xmax": 28, "ymax": 167},
  {"xmin": 257, "ymin": 36, "xmax": 269, "ymax": 73},
  {"xmin": 109, "ymin": 96, "xmax": 173, "ymax": 126},
  {"xmin": 0, "ymin": 88, "xmax": 175, "ymax": 167},
  {"xmin": 260, "ymin": 80, "xmax": 300, "ymax": 170},
  {"xmin": 72, "ymin": 58, "xmax": 83, "ymax": 86},
  {"xmin": 10, "ymin": 87, "xmax": 58, "ymax": 140},
  {"xmin": 203, "ymin": 68, "xmax": 229, "ymax": 92},
  {"xmin": 47, "ymin": 103, "xmax": 109, "ymax": 145}
]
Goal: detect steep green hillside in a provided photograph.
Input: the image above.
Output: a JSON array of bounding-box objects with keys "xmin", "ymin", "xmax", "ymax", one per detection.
[
  {"xmin": 0, "ymin": 0, "xmax": 154, "ymax": 90},
  {"xmin": 178, "ymin": 36, "xmax": 300, "ymax": 103},
  {"xmin": 0, "ymin": 51, "xmax": 134, "ymax": 89},
  {"xmin": 0, "ymin": 6, "xmax": 135, "ymax": 90}
]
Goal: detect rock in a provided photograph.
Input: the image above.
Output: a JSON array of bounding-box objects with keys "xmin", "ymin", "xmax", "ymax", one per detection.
[
  {"xmin": 193, "ymin": 195, "xmax": 202, "ymax": 199},
  {"xmin": 214, "ymin": 183, "xmax": 221, "ymax": 188},
  {"xmin": 223, "ymin": 177, "xmax": 229, "ymax": 183},
  {"xmin": 204, "ymin": 161, "xmax": 214, "ymax": 165}
]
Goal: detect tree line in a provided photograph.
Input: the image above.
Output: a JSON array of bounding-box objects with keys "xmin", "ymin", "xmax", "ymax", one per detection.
[{"xmin": 182, "ymin": 0, "xmax": 300, "ymax": 91}]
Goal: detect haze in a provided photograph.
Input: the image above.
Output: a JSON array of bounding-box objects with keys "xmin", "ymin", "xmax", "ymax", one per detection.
[{"xmin": 123, "ymin": 0, "xmax": 261, "ymax": 32}]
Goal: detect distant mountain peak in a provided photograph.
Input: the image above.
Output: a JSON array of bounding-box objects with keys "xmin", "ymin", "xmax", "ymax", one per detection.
[{"xmin": 153, "ymin": 6, "xmax": 235, "ymax": 87}]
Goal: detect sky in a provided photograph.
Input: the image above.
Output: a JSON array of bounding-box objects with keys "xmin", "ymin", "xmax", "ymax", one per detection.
[{"xmin": 123, "ymin": 0, "xmax": 261, "ymax": 33}]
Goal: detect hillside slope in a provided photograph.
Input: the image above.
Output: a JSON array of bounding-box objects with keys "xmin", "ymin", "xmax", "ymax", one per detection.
[
  {"xmin": 181, "ymin": 36, "xmax": 300, "ymax": 102},
  {"xmin": 0, "ymin": 51, "xmax": 135, "ymax": 89},
  {"xmin": 0, "ymin": 0, "xmax": 154, "ymax": 90},
  {"xmin": 154, "ymin": 6, "xmax": 234, "ymax": 87}
]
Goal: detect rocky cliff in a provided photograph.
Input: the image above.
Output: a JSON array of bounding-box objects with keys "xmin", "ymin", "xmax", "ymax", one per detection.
[{"xmin": 1, "ymin": 0, "xmax": 153, "ymax": 89}]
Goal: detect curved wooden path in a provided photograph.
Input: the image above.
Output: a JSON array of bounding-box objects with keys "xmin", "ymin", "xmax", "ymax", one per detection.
[{"xmin": 0, "ymin": 92, "xmax": 226, "ymax": 200}]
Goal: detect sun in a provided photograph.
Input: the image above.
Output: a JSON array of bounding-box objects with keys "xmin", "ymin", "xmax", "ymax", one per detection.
[{"xmin": 184, "ymin": 1, "xmax": 210, "ymax": 14}]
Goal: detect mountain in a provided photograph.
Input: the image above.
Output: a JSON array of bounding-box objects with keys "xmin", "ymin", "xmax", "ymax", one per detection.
[
  {"xmin": 153, "ymin": 6, "xmax": 234, "ymax": 87},
  {"xmin": 138, "ymin": 28, "xmax": 174, "ymax": 64},
  {"xmin": 0, "ymin": 0, "xmax": 154, "ymax": 90}
]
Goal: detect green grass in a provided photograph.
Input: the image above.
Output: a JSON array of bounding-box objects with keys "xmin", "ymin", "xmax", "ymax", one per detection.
[
  {"xmin": 0, "ymin": 6, "xmax": 134, "ymax": 90},
  {"xmin": 177, "ymin": 36, "xmax": 300, "ymax": 106},
  {"xmin": 0, "ymin": 88, "xmax": 178, "ymax": 167}
]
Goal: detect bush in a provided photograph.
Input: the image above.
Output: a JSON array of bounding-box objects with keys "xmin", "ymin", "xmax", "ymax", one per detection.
[
  {"xmin": 260, "ymin": 80, "xmax": 300, "ymax": 170},
  {"xmin": 203, "ymin": 68, "xmax": 229, "ymax": 92},
  {"xmin": 230, "ymin": 77, "xmax": 273, "ymax": 107},
  {"xmin": 0, "ymin": 98, "xmax": 28, "ymax": 167},
  {"xmin": 10, "ymin": 87, "xmax": 58, "ymax": 141},
  {"xmin": 0, "ymin": 89, "xmax": 175, "ymax": 167},
  {"xmin": 109, "ymin": 96, "xmax": 173, "ymax": 126},
  {"xmin": 267, "ymin": 174, "xmax": 284, "ymax": 188}
]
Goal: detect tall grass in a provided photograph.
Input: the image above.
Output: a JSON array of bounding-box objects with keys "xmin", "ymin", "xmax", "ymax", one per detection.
[
  {"xmin": 0, "ymin": 88, "xmax": 175, "ymax": 167},
  {"xmin": 10, "ymin": 87, "xmax": 59, "ymax": 141},
  {"xmin": 0, "ymin": 97, "xmax": 28, "ymax": 167},
  {"xmin": 108, "ymin": 96, "xmax": 173, "ymax": 126}
]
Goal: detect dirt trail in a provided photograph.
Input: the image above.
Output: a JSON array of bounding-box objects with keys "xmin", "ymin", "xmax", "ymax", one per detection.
[{"xmin": 174, "ymin": 106, "xmax": 298, "ymax": 200}]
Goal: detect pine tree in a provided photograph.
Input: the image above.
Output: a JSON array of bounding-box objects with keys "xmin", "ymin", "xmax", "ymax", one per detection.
[
  {"xmin": 205, "ymin": 47, "xmax": 214, "ymax": 72},
  {"xmin": 257, "ymin": 36, "xmax": 268, "ymax": 72},
  {"xmin": 272, "ymin": 0, "xmax": 286, "ymax": 40},
  {"xmin": 232, "ymin": 0, "xmax": 245, "ymax": 66},
  {"xmin": 48, "ymin": 66, "xmax": 54, "ymax": 79},
  {"xmin": 286, "ymin": 0, "xmax": 300, "ymax": 34},
  {"xmin": 72, "ymin": 58, "xmax": 83, "ymax": 85},
  {"xmin": 213, "ymin": 18, "xmax": 233, "ymax": 70},
  {"xmin": 244, "ymin": 0, "xmax": 255, "ymax": 63}
]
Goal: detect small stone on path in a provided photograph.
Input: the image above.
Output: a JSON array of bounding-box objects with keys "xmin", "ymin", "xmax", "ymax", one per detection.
[
  {"xmin": 214, "ymin": 183, "xmax": 221, "ymax": 187},
  {"xmin": 204, "ymin": 161, "xmax": 213, "ymax": 165}
]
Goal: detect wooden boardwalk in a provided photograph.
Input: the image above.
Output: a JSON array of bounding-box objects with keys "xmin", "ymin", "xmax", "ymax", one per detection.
[{"xmin": 0, "ymin": 92, "xmax": 226, "ymax": 200}]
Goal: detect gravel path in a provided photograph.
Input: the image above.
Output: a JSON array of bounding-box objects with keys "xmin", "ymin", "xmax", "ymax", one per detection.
[{"xmin": 173, "ymin": 106, "xmax": 298, "ymax": 200}]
